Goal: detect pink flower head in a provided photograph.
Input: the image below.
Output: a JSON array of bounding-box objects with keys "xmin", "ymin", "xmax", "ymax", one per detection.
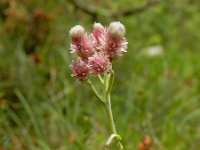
[
  {"xmin": 69, "ymin": 22, "xmax": 128, "ymax": 80},
  {"xmin": 70, "ymin": 25, "xmax": 95, "ymax": 60},
  {"xmin": 92, "ymin": 23, "xmax": 106, "ymax": 48},
  {"xmin": 70, "ymin": 59, "xmax": 89, "ymax": 81},
  {"xmin": 88, "ymin": 52, "xmax": 112, "ymax": 75},
  {"xmin": 104, "ymin": 22, "xmax": 128, "ymax": 59}
]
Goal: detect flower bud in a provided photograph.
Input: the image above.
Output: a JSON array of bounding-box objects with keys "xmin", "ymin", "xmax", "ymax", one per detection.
[
  {"xmin": 107, "ymin": 22, "xmax": 125, "ymax": 40},
  {"xmin": 70, "ymin": 25, "xmax": 95, "ymax": 60},
  {"xmin": 92, "ymin": 23, "xmax": 106, "ymax": 42},
  {"xmin": 101, "ymin": 22, "xmax": 128, "ymax": 59},
  {"xmin": 88, "ymin": 53, "xmax": 112, "ymax": 75},
  {"xmin": 70, "ymin": 59, "xmax": 89, "ymax": 81}
]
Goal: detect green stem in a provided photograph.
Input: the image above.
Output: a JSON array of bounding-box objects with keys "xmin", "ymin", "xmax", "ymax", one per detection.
[
  {"xmin": 86, "ymin": 73, "xmax": 123, "ymax": 149},
  {"xmin": 106, "ymin": 71, "xmax": 115, "ymax": 94},
  {"xmin": 87, "ymin": 80, "xmax": 104, "ymax": 104},
  {"xmin": 98, "ymin": 75, "xmax": 104, "ymax": 84},
  {"xmin": 103, "ymin": 73, "xmax": 123, "ymax": 150},
  {"xmin": 104, "ymin": 93, "xmax": 117, "ymax": 134}
]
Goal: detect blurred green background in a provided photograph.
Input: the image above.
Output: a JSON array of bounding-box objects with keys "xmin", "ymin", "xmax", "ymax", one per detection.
[{"xmin": 0, "ymin": 0, "xmax": 200, "ymax": 149}]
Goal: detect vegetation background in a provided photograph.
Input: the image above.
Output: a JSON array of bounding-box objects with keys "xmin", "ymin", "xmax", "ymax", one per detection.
[{"xmin": 0, "ymin": 0, "xmax": 200, "ymax": 149}]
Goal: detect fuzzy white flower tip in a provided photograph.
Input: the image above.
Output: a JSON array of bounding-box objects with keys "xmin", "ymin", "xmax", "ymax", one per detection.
[
  {"xmin": 69, "ymin": 25, "xmax": 85, "ymax": 39},
  {"xmin": 93, "ymin": 22, "xmax": 104, "ymax": 29},
  {"xmin": 107, "ymin": 22, "xmax": 125, "ymax": 39}
]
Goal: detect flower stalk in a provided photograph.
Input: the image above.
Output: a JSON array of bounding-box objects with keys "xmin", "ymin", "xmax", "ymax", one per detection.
[
  {"xmin": 103, "ymin": 73, "xmax": 123, "ymax": 149},
  {"xmin": 87, "ymin": 71, "xmax": 123, "ymax": 149}
]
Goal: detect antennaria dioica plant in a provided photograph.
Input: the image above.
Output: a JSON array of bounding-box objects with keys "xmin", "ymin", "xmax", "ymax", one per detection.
[{"xmin": 69, "ymin": 22, "xmax": 128, "ymax": 149}]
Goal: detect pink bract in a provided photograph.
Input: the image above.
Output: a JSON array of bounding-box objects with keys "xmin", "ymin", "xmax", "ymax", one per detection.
[
  {"xmin": 103, "ymin": 22, "xmax": 128, "ymax": 59},
  {"xmin": 88, "ymin": 53, "xmax": 112, "ymax": 75},
  {"xmin": 70, "ymin": 59, "xmax": 89, "ymax": 81},
  {"xmin": 92, "ymin": 23, "xmax": 106, "ymax": 49},
  {"xmin": 70, "ymin": 25, "xmax": 95, "ymax": 60},
  {"xmin": 103, "ymin": 36, "xmax": 128, "ymax": 59}
]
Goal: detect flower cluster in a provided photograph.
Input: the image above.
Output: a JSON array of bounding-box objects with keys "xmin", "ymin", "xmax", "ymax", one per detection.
[{"xmin": 69, "ymin": 22, "xmax": 128, "ymax": 81}]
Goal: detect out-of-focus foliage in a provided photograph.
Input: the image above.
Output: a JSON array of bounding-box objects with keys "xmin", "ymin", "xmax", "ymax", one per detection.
[{"xmin": 0, "ymin": 0, "xmax": 200, "ymax": 149}]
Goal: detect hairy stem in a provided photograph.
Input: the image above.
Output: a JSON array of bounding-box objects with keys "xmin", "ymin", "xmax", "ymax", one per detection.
[
  {"xmin": 104, "ymin": 93, "xmax": 117, "ymax": 134},
  {"xmin": 103, "ymin": 73, "xmax": 123, "ymax": 150},
  {"xmin": 87, "ymin": 73, "xmax": 123, "ymax": 149}
]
